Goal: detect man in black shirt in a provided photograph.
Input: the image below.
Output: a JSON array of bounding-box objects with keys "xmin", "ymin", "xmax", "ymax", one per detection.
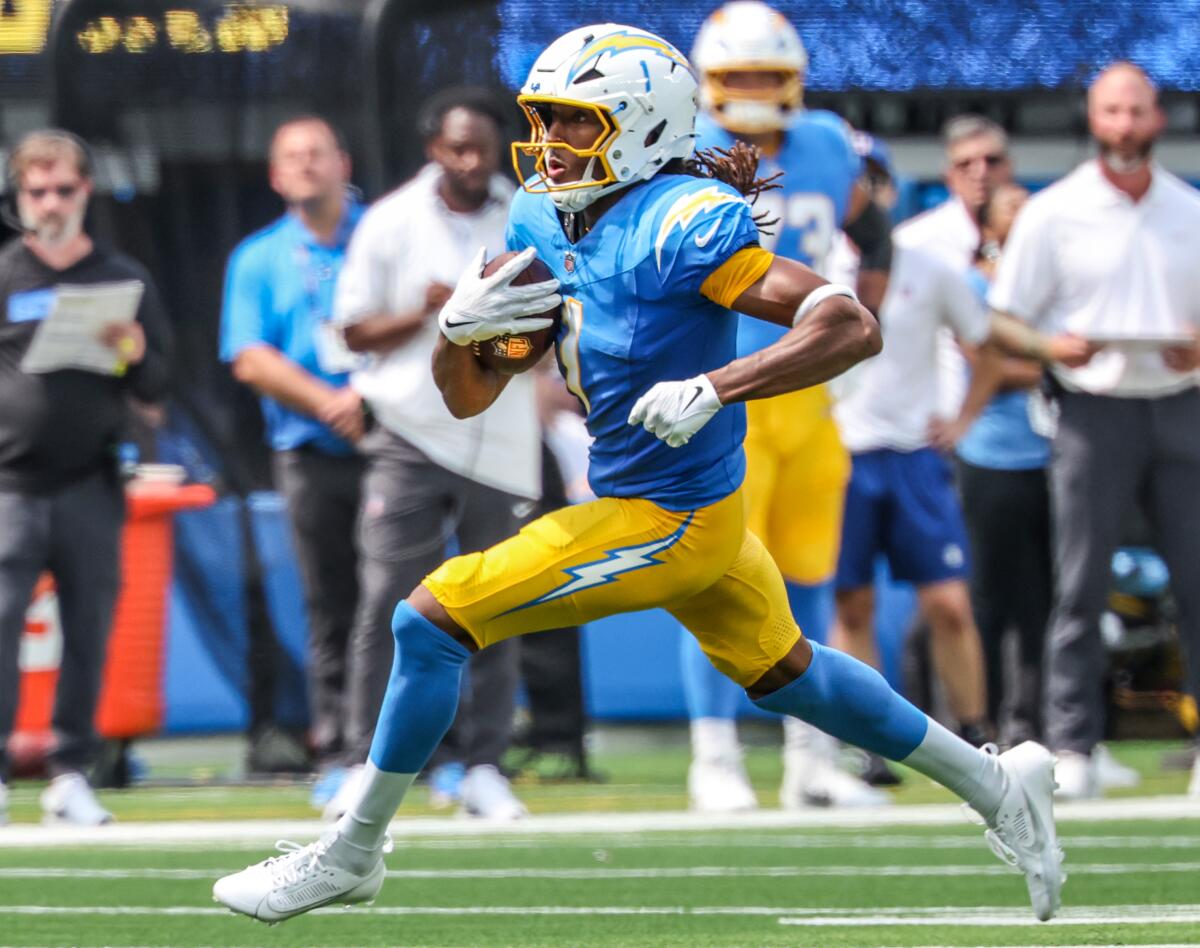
[{"xmin": 0, "ymin": 130, "xmax": 171, "ymax": 825}]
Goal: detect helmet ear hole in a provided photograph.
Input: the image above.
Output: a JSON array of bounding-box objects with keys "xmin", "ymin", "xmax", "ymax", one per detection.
[{"xmin": 643, "ymin": 119, "xmax": 667, "ymax": 148}]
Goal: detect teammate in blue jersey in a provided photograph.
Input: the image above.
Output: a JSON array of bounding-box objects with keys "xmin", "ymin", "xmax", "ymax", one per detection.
[
  {"xmin": 214, "ymin": 23, "xmax": 1064, "ymax": 924},
  {"xmin": 679, "ymin": 0, "xmax": 895, "ymax": 812}
]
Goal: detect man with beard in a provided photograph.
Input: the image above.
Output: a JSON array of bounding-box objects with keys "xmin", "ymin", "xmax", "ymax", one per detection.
[
  {"xmin": 326, "ymin": 87, "xmax": 539, "ymax": 821},
  {"xmin": 0, "ymin": 129, "xmax": 171, "ymax": 824},
  {"xmin": 989, "ymin": 62, "xmax": 1200, "ymax": 800}
]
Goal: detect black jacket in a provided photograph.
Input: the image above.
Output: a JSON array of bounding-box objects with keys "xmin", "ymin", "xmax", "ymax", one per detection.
[{"xmin": 0, "ymin": 238, "xmax": 172, "ymax": 492}]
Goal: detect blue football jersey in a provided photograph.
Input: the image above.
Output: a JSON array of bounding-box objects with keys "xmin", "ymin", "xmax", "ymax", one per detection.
[
  {"xmin": 695, "ymin": 110, "xmax": 861, "ymax": 358},
  {"xmin": 506, "ymin": 174, "xmax": 762, "ymax": 511}
]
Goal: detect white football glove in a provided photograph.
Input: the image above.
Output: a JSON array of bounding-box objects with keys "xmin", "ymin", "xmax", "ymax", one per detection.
[
  {"xmin": 627, "ymin": 373, "xmax": 723, "ymax": 448},
  {"xmin": 438, "ymin": 246, "xmax": 562, "ymax": 346}
]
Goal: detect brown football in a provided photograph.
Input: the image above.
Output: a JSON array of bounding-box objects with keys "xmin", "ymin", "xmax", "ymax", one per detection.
[{"xmin": 472, "ymin": 251, "xmax": 561, "ymax": 375}]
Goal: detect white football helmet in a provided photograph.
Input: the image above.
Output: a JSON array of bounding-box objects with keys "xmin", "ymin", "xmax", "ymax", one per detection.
[
  {"xmin": 691, "ymin": 1, "xmax": 808, "ymax": 134},
  {"xmin": 513, "ymin": 24, "xmax": 699, "ymax": 213}
]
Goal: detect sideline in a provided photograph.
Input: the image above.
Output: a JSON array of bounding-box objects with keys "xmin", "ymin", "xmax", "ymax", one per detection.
[{"xmin": 0, "ymin": 795, "xmax": 1196, "ymax": 848}]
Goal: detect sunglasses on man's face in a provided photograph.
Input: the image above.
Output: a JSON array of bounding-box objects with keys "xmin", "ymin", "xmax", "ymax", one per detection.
[
  {"xmin": 951, "ymin": 153, "xmax": 1008, "ymax": 172},
  {"xmin": 21, "ymin": 182, "xmax": 84, "ymax": 201}
]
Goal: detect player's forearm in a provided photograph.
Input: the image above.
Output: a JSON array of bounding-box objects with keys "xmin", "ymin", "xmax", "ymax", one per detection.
[
  {"xmin": 232, "ymin": 345, "xmax": 336, "ymax": 418},
  {"xmin": 431, "ymin": 334, "xmax": 511, "ymax": 418},
  {"xmin": 709, "ymin": 297, "xmax": 881, "ymax": 404},
  {"xmin": 342, "ymin": 307, "xmax": 430, "ymax": 353},
  {"xmin": 986, "ymin": 311, "xmax": 1053, "ymax": 362}
]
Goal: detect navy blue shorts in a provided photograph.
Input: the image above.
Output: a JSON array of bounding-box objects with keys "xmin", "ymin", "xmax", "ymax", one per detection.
[{"xmin": 835, "ymin": 447, "xmax": 970, "ymax": 590}]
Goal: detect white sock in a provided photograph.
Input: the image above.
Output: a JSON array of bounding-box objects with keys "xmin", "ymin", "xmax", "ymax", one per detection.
[
  {"xmin": 782, "ymin": 717, "xmax": 837, "ymax": 760},
  {"xmin": 332, "ymin": 761, "xmax": 415, "ymax": 870},
  {"xmin": 690, "ymin": 717, "xmax": 741, "ymax": 763},
  {"xmin": 902, "ymin": 717, "xmax": 1006, "ymax": 819}
]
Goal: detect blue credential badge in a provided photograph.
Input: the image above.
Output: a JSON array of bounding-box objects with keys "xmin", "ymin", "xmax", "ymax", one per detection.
[{"xmin": 7, "ymin": 288, "xmax": 56, "ymax": 324}]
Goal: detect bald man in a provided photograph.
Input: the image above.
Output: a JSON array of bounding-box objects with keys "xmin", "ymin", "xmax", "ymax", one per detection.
[{"xmin": 988, "ymin": 62, "xmax": 1200, "ymax": 800}]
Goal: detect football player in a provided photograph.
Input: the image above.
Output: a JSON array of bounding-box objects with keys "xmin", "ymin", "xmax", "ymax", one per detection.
[
  {"xmin": 680, "ymin": 0, "xmax": 895, "ymax": 812},
  {"xmin": 214, "ymin": 24, "xmax": 1065, "ymax": 924}
]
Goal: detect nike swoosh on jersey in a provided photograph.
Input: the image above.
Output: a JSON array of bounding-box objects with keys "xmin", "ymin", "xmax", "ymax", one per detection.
[{"xmin": 693, "ymin": 219, "xmax": 722, "ymax": 248}]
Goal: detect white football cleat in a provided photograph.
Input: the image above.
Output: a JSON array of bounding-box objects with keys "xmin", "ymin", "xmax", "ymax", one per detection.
[
  {"xmin": 688, "ymin": 755, "xmax": 759, "ymax": 813},
  {"xmin": 781, "ymin": 754, "xmax": 889, "ymax": 809},
  {"xmin": 460, "ymin": 765, "xmax": 527, "ymax": 820},
  {"xmin": 1092, "ymin": 743, "xmax": 1140, "ymax": 790},
  {"xmin": 213, "ymin": 836, "xmax": 385, "ymax": 923},
  {"xmin": 983, "ymin": 741, "xmax": 1065, "ymax": 922},
  {"xmin": 40, "ymin": 772, "xmax": 113, "ymax": 826},
  {"xmin": 1053, "ymin": 750, "xmax": 1098, "ymax": 800}
]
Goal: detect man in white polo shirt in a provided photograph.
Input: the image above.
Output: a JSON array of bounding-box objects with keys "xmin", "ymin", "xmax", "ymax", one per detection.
[
  {"xmin": 990, "ymin": 62, "xmax": 1200, "ymax": 800},
  {"xmin": 330, "ymin": 88, "xmax": 541, "ymax": 820}
]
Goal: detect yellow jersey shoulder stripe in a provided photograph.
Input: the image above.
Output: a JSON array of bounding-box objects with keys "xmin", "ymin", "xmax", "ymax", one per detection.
[{"xmin": 700, "ymin": 246, "xmax": 776, "ymax": 310}]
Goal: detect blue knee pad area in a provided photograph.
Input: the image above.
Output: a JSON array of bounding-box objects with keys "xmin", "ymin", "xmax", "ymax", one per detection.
[
  {"xmin": 753, "ymin": 641, "xmax": 927, "ymax": 761},
  {"xmin": 367, "ymin": 602, "xmax": 470, "ymax": 774}
]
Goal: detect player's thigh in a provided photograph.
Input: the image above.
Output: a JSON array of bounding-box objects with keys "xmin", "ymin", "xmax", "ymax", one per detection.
[
  {"xmin": 768, "ymin": 417, "xmax": 850, "ymax": 584},
  {"xmin": 668, "ymin": 529, "xmax": 801, "ymax": 688},
  {"xmin": 742, "ymin": 401, "xmax": 782, "ymax": 544},
  {"xmin": 424, "ymin": 490, "xmax": 745, "ymax": 649},
  {"xmin": 886, "ymin": 448, "xmax": 970, "ymax": 585},
  {"xmin": 743, "ymin": 387, "xmax": 831, "ymax": 545}
]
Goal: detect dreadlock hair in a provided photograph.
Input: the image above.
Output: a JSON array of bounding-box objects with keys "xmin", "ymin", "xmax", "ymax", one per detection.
[{"xmin": 664, "ymin": 141, "xmax": 783, "ymax": 235}]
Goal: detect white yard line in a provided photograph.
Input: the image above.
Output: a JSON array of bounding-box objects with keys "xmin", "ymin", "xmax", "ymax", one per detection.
[
  {"xmin": 0, "ymin": 903, "xmax": 1198, "ymax": 925},
  {"xmin": 0, "ymin": 796, "xmax": 1196, "ymax": 848},
  {"xmin": 1, "ymin": 862, "xmax": 1199, "ymax": 881}
]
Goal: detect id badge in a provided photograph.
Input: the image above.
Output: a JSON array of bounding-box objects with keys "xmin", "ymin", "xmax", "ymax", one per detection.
[{"xmin": 314, "ymin": 321, "xmax": 364, "ymax": 374}]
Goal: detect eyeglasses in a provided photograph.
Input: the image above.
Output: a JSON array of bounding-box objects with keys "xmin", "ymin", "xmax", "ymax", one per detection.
[
  {"xmin": 20, "ymin": 182, "xmax": 84, "ymax": 200},
  {"xmin": 951, "ymin": 153, "xmax": 1008, "ymax": 172}
]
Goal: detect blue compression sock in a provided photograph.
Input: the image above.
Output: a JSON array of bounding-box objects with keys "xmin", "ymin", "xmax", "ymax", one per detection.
[
  {"xmin": 754, "ymin": 641, "xmax": 928, "ymax": 760},
  {"xmin": 367, "ymin": 602, "xmax": 470, "ymax": 774}
]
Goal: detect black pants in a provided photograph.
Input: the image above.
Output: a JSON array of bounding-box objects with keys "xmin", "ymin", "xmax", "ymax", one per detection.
[
  {"xmin": 1046, "ymin": 388, "xmax": 1200, "ymax": 755},
  {"xmin": 0, "ymin": 471, "xmax": 124, "ymax": 781},
  {"xmin": 958, "ymin": 459, "xmax": 1051, "ymax": 745},
  {"xmin": 274, "ymin": 448, "xmax": 364, "ymax": 766},
  {"xmin": 346, "ymin": 427, "xmax": 524, "ymax": 770}
]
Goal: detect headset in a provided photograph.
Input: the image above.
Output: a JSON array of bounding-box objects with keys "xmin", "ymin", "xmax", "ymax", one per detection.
[{"xmin": 1, "ymin": 128, "xmax": 94, "ymax": 235}]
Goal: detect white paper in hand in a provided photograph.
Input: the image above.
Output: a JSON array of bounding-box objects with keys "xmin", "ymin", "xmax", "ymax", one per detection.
[{"xmin": 20, "ymin": 280, "xmax": 145, "ymax": 375}]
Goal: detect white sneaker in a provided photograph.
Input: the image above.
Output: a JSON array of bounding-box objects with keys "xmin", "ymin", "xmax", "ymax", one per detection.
[
  {"xmin": 1187, "ymin": 751, "xmax": 1200, "ymax": 799},
  {"xmin": 1092, "ymin": 743, "xmax": 1140, "ymax": 790},
  {"xmin": 213, "ymin": 836, "xmax": 385, "ymax": 922},
  {"xmin": 1053, "ymin": 750, "xmax": 1098, "ymax": 800},
  {"xmin": 321, "ymin": 764, "xmax": 365, "ymax": 822},
  {"xmin": 983, "ymin": 741, "xmax": 1065, "ymax": 922},
  {"xmin": 782, "ymin": 755, "xmax": 889, "ymax": 809},
  {"xmin": 40, "ymin": 773, "xmax": 113, "ymax": 826},
  {"xmin": 688, "ymin": 756, "xmax": 758, "ymax": 813},
  {"xmin": 459, "ymin": 765, "xmax": 527, "ymax": 820}
]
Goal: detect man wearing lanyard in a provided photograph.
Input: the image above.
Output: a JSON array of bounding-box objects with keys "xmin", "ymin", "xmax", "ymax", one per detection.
[{"xmin": 220, "ymin": 116, "xmax": 366, "ymax": 793}]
